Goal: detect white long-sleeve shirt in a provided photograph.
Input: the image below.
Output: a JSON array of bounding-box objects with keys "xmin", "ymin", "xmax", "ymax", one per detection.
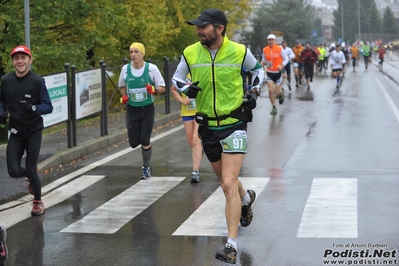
[
  {"xmin": 118, "ymin": 63, "xmax": 165, "ymax": 88},
  {"xmin": 283, "ymin": 46, "xmax": 295, "ymax": 61},
  {"xmin": 329, "ymin": 50, "xmax": 346, "ymax": 70}
]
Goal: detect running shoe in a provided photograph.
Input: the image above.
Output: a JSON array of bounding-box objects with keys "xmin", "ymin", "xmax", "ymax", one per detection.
[
  {"xmin": 31, "ymin": 200, "xmax": 45, "ymax": 216},
  {"xmin": 0, "ymin": 226, "xmax": 7, "ymax": 265},
  {"xmin": 190, "ymin": 170, "xmax": 200, "ymax": 183},
  {"xmin": 215, "ymin": 243, "xmax": 237, "ymax": 264},
  {"xmin": 310, "ymin": 77, "xmax": 313, "ymax": 82},
  {"xmin": 240, "ymin": 190, "xmax": 256, "ymax": 227},
  {"xmin": 288, "ymin": 84, "xmax": 291, "ymax": 91},
  {"xmin": 279, "ymin": 89, "xmax": 284, "ymax": 105},
  {"xmin": 307, "ymin": 86, "xmax": 310, "ymax": 91},
  {"xmin": 295, "ymin": 83, "xmax": 299, "ymax": 88},
  {"xmin": 336, "ymin": 83, "xmax": 340, "ymax": 89},
  {"xmin": 270, "ymin": 106, "xmax": 277, "ymax": 115},
  {"xmin": 140, "ymin": 166, "xmax": 151, "ymax": 180}
]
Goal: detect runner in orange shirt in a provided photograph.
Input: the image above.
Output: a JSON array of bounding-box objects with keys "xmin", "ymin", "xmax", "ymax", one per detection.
[
  {"xmin": 292, "ymin": 41, "xmax": 305, "ymax": 88},
  {"xmin": 351, "ymin": 43, "xmax": 359, "ymax": 71},
  {"xmin": 262, "ymin": 34, "xmax": 289, "ymax": 115}
]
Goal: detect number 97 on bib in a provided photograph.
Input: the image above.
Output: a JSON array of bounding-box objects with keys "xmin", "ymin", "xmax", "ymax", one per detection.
[{"xmin": 219, "ymin": 130, "xmax": 247, "ymax": 153}]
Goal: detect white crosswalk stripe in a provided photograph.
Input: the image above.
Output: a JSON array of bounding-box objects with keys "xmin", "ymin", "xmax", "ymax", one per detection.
[
  {"xmin": 297, "ymin": 178, "xmax": 358, "ymax": 238},
  {"xmin": 61, "ymin": 177, "xmax": 185, "ymax": 234},
  {"xmin": 1, "ymin": 175, "xmax": 105, "ymax": 228},
  {"xmin": 173, "ymin": 177, "xmax": 269, "ymax": 236}
]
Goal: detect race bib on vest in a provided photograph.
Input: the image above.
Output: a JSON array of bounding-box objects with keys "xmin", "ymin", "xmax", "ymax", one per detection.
[
  {"xmin": 186, "ymin": 98, "xmax": 197, "ymax": 110},
  {"xmin": 128, "ymin": 88, "xmax": 148, "ymax": 102}
]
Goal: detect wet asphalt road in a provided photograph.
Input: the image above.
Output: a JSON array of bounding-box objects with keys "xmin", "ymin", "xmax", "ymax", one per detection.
[{"xmin": 1, "ymin": 53, "xmax": 399, "ymax": 266}]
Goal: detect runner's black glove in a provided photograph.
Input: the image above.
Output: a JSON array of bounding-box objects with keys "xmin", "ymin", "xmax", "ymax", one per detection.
[
  {"xmin": 0, "ymin": 112, "xmax": 7, "ymax": 124},
  {"xmin": 20, "ymin": 101, "xmax": 34, "ymax": 113},
  {"xmin": 243, "ymin": 91, "xmax": 257, "ymax": 110},
  {"xmin": 183, "ymin": 81, "xmax": 201, "ymax": 98}
]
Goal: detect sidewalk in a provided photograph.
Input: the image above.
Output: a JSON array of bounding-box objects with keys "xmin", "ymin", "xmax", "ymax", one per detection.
[{"xmin": 0, "ymin": 98, "xmax": 181, "ymax": 175}]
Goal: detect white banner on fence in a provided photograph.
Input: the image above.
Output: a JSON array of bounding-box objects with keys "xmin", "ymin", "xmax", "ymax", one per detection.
[
  {"xmin": 42, "ymin": 73, "xmax": 69, "ymax": 128},
  {"xmin": 75, "ymin": 68, "xmax": 102, "ymax": 120}
]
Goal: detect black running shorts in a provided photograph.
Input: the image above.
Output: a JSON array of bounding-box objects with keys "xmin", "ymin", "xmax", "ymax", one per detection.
[
  {"xmin": 198, "ymin": 122, "xmax": 247, "ymax": 162},
  {"xmin": 266, "ymin": 72, "xmax": 283, "ymax": 85}
]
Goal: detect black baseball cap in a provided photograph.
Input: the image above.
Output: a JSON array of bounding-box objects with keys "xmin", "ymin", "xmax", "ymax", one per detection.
[{"xmin": 187, "ymin": 8, "xmax": 228, "ymax": 26}]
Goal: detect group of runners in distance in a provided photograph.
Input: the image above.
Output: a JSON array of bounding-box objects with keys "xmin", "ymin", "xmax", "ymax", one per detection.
[{"xmin": 261, "ymin": 37, "xmax": 388, "ymax": 115}]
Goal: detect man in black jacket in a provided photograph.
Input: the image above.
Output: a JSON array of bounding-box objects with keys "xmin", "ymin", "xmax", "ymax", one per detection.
[
  {"xmin": 0, "ymin": 46, "xmax": 53, "ymax": 216},
  {"xmin": 300, "ymin": 42, "xmax": 318, "ymax": 90}
]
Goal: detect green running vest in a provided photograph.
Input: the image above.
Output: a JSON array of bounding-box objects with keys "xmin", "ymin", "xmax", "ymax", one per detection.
[
  {"xmin": 125, "ymin": 62, "xmax": 155, "ymax": 107},
  {"xmin": 183, "ymin": 36, "xmax": 246, "ymax": 127}
]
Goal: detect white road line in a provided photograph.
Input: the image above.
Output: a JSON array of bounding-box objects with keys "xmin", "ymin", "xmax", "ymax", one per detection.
[
  {"xmin": 0, "ymin": 124, "xmax": 184, "ymax": 211},
  {"xmin": 61, "ymin": 177, "xmax": 185, "ymax": 234},
  {"xmin": 375, "ymin": 78, "xmax": 399, "ymax": 123},
  {"xmin": 297, "ymin": 178, "xmax": 357, "ymax": 238},
  {"xmin": 1, "ymin": 175, "xmax": 105, "ymax": 228},
  {"xmin": 172, "ymin": 177, "xmax": 269, "ymax": 236}
]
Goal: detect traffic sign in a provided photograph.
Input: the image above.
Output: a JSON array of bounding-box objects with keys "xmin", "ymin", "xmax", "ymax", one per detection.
[{"xmin": 271, "ymin": 30, "xmax": 283, "ymax": 36}]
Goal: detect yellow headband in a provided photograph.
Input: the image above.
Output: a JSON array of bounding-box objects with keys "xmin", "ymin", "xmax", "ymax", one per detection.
[{"xmin": 130, "ymin": 42, "xmax": 145, "ymax": 55}]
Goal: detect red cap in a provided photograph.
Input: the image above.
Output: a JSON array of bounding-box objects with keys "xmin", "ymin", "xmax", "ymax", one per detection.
[{"xmin": 10, "ymin": 46, "xmax": 32, "ymax": 58}]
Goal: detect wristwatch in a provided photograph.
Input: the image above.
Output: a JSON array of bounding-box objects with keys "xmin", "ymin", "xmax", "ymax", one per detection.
[{"xmin": 32, "ymin": 105, "xmax": 36, "ymax": 111}]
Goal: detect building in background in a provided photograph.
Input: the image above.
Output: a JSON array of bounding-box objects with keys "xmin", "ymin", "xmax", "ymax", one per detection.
[
  {"xmin": 232, "ymin": 0, "xmax": 337, "ymax": 43},
  {"xmin": 232, "ymin": 0, "xmax": 273, "ymax": 42},
  {"xmin": 375, "ymin": 0, "xmax": 399, "ymax": 22},
  {"xmin": 321, "ymin": 0, "xmax": 337, "ymax": 6},
  {"xmin": 312, "ymin": 0, "xmax": 337, "ymax": 41}
]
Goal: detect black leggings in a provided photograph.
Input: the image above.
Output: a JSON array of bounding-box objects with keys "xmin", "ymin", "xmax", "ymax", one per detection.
[
  {"xmin": 304, "ymin": 64, "xmax": 314, "ymax": 79},
  {"xmin": 7, "ymin": 130, "xmax": 42, "ymax": 200},
  {"xmin": 126, "ymin": 103, "xmax": 155, "ymax": 148}
]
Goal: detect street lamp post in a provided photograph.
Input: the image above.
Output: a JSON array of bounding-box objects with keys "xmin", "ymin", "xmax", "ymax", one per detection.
[
  {"xmin": 328, "ymin": 7, "xmax": 332, "ymax": 39},
  {"xmin": 358, "ymin": 0, "xmax": 361, "ymax": 41},
  {"xmin": 341, "ymin": 0, "xmax": 344, "ymax": 42},
  {"xmin": 24, "ymin": 0, "xmax": 31, "ymax": 69},
  {"xmin": 24, "ymin": 0, "xmax": 30, "ymax": 49}
]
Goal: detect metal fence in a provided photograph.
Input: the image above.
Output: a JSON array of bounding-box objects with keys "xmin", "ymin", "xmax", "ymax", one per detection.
[{"xmin": 0, "ymin": 58, "xmax": 182, "ymax": 147}]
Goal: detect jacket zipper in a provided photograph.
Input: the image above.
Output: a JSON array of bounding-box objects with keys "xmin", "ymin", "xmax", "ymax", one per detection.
[{"xmin": 210, "ymin": 49, "xmax": 220, "ymax": 126}]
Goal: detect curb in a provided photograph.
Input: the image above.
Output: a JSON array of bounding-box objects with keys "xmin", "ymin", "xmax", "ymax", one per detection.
[{"xmin": 37, "ymin": 112, "xmax": 181, "ymax": 173}]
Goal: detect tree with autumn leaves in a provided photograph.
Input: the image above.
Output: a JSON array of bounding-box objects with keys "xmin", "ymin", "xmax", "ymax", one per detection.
[{"xmin": 0, "ymin": 0, "xmax": 251, "ymax": 76}]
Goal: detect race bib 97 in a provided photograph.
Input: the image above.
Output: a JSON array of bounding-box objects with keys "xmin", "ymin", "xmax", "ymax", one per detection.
[{"xmin": 220, "ymin": 130, "xmax": 247, "ymax": 153}]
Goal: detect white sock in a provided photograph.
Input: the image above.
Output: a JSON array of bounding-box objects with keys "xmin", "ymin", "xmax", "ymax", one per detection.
[
  {"xmin": 227, "ymin": 238, "xmax": 237, "ymax": 249},
  {"xmin": 241, "ymin": 192, "xmax": 251, "ymax": 206}
]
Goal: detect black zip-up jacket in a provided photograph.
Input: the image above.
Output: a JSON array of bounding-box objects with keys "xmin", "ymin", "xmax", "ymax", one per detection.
[
  {"xmin": 0, "ymin": 71, "xmax": 53, "ymax": 135},
  {"xmin": 300, "ymin": 48, "xmax": 318, "ymax": 66}
]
